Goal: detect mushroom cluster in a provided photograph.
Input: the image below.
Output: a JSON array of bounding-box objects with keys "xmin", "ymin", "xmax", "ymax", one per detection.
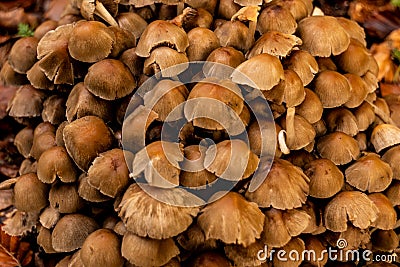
[{"xmin": 1, "ymin": 0, "xmax": 400, "ymax": 266}]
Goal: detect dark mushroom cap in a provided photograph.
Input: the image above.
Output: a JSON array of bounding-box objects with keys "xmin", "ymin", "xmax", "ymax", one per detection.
[
  {"xmin": 136, "ymin": 20, "xmax": 189, "ymax": 57},
  {"xmin": 37, "ymin": 226, "xmax": 57, "ymax": 254},
  {"xmin": 37, "ymin": 146, "xmax": 78, "ymax": 184},
  {"xmin": 187, "ymin": 27, "xmax": 220, "ymax": 61},
  {"xmin": 8, "ymin": 37, "xmax": 38, "ymax": 74},
  {"xmin": 224, "ymin": 240, "xmax": 266, "ymax": 266},
  {"xmin": 197, "ymin": 191, "xmax": 265, "ymax": 247},
  {"xmin": 298, "ymin": 16, "xmax": 350, "ymax": 57},
  {"xmin": 34, "ymin": 20, "xmax": 58, "ymax": 40},
  {"xmin": 335, "ymin": 38, "xmax": 371, "ymax": 76},
  {"xmin": 257, "ymin": 4, "xmax": 297, "ymax": 34},
  {"xmin": 316, "ymin": 132, "xmax": 360, "ymax": 165},
  {"xmin": 371, "ymin": 229, "xmax": 399, "ymax": 253},
  {"xmin": 143, "ymin": 46, "xmax": 189, "ymax": 77},
  {"xmin": 63, "ymin": 116, "xmax": 114, "ymax": 171},
  {"xmin": 80, "ymin": 229, "xmax": 124, "ymax": 267},
  {"xmin": 280, "ymin": 113, "xmax": 316, "ymax": 150},
  {"xmin": 272, "ymin": 238, "xmax": 305, "ymax": 267},
  {"xmin": 68, "ymin": 20, "xmax": 115, "ymax": 63},
  {"xmin": 283, "ymin": 50, "xmax": 318, "ymax": 86},
  {"xmin": 245, "ymin": 158, "xmax": 309, "ymax": 209},
  {"xmin": 49, "ymin": 183, "xmax": 84, "ymax": 213},
  {"xmin": 14, "ymin": 127, "xmax": 34, "ymax": 158},
  {"xmin": 51, "ymin": 214, "xmax": 99, "ymax": 252},
  {"xmin": 7, "ymin": 85, "xmax": 46, "ymax": 119},
  {"xmin": 41, "ymin": 95, "xmax": 66, "ymax": 125},
  {"xmin": 26, "ymin": 61, "xmax": 53, "ymax": 90},
  {"xmin": 117, "ymin": 184, "xmax": 199, "ymax": 239},
  {"xmin": 214, "ymin": 20, "xmax": 250, "ymax": 52},
  {"xmin": 189, "ymin": 251, "xmax": 231, "ymax": 267},
  {"xmin": 84, "ymin": 59, "xmax": 136, "ymax": 100},
  {"xmin": 278, "ymin": 0, "xmax": 312, "ymax": 21},
  {"xmin": 117, "ymin": 12, "xmax": 148, "ymax": 40},
  {"xmin": 14, "ymin": 173, "xmax": 49, "ymax": 212},
  {"xmin": 0, "ymin": 61, "xmax": 29, "ymax": 86},
  {"xmin": 343, "ymin": 73, "xmax": 369, "ymax": 108},
  {"xmin": 354, "ymin": 102, "xmax": 375, "ymax": 131},
  {"xmin": 325, "ymin": 108, "xmax": 359, "ymax": 136},
  {"xmin": 324, "ymin": 191, "xmax": 378, "ymax": 232},
  {"xmin": 206, "ymin": 46, "xmax": 245, "ymax": 69}
]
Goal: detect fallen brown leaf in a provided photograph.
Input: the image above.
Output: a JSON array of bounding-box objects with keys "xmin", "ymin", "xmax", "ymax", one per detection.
[{"xmin": 0, "ymin": 225, "xmax": 33, "ymax": 267}]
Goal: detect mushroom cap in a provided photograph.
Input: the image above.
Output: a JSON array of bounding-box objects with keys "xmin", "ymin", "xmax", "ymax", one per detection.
[
  {"xmin": 317, "ymin": 57, "xmax": 337, "ymax": 72},
  {"xmin": 272, "ymin": 238, "xmax": 305, "ymax": 267},
  {"xmin": 324, "ymin": 224, "xmax": 371, "ymax": 251},
  {"xmin": 29, "ymin": 131, "xmax": 56, "ymax": 161},
  {"xmin": 257, "ymin": 4, "xmax": 297, "ymax": 34},
  {"xmin": 354, "ymin": 102, "xmax": 375, "ymax": 131},
  {"xmin": 49, "ymin": 183, "xmax": 84, "ymax": 213},
  {"xmin": 41, "ymin": 95, "xmax": 66, "ymax": 125},
  {"xmin": 84, "ymin": 59, "xmax": 136, "ymax": 100},
  {"xmin": 37, "ymin": 226, "xmax": 57, "ymax": 254},
  {"xmin": 51, "ymin": 214, "xmax": 99, "ymax": 252},
  {"xmin": 247, "ymin": 31, "xmax": 302, "ymax": 58},
  {"xmin": 197, "ymin": 191, "xmax": 265, "ymax": 247},
  {"xmin": 37, "ymin": 146, "xmax": 78, "ymax": 184},
  {"xmin": 117, "ymin": 12, "xmax": 148, "ymax": 40},
  {"xmin": 68, "ymin": 20, "xmax": 115, "ymax": 63},
  {"xmin": 78, "ymin": 173, "xmax": 111, "ymax": 203},
  {"xmin": 371, "ymin": 229, "xmax": 399, "ymax": 253},
  {"xmin": 343, "ymin": 73, "xmax": 369, "ymax": 108},
  {"xmin": 224, "ymin": 240, "xmax": 266, "ymax": 266},
  {"xmin": 336, "ymin": 17, "xmax": 366, "ymax": 46},
  {"xmin": 304, "ymin": 158, "xmax": 344, "ymax": 198},
  {"xmin": 280, "ymin": 114, "xmax": 316, "ymax": 150},
  {"xmin": 8, "ymin": 37, "xmax": 38, "ymax": 74},
  {"xmin": 297, "ymin": 16, "xmax": 350, "ymax": 57},
  {"xmin": 0, "ymin": 61, "xmax": 29, "ymax": 86},
  {"xmin": 7, "ymin": 85, "xmax": 46, "ymax": 119},
  {"xmin": 187, "ymin": 27, "xmax": 220, "ymax": 61},
  {"xmin": 345, "ymin": 153, "xmax": 393, "ymax": 193},
  {"xmin": 80, "ymin": 229, "xmax": 124, "ymax": 267},
  {"xmin": 382, "ymin": 145, "xmax": 400, "ymax": 180},
  {"xmin": 245, "ymin": 159, "xmax": 309, "ymax": 209},
  {"xmin": 204, "ymin": 139, "xmax": 259, "ymax": 181},
  {"xmin": 13, "ymin": 173, "xmax": 49, "ymax": 212},
  {"xmin": 117, "ymin": 184, "xmax": 199, "ymax": 239},
  {"xmin": 190, "ymin": 251, "xmax": 231, "ymax": 267},
  {"xmin": 295, "ymin": 88, "xmax": 323, "ymax": 124},
  {"xmin": 130, "ymin": 141, "xmax": 183, "ymax": 188},
  {"xmin": 14, "ymin": 127, "xmax": 34, "ymax": 158},
  {"xmin": 278, "ymin": 0, "xmax": 312, "ymax": 21},
  {"xmin": 143, "ymin": 47, "xmax": 189, "ymax": 77},
  {"xmin": 371, "ymin": 124, "xmax": 400, "ymax": 153},
  {"xmin": 180, "ymin": 145, "xmax": 218, "ymax": 188},
  {"xmin": 325, "ymin": 108, "xmax": 359, "ymax": 137},
  {"xmin": 214, "ymin": 20, "xmax": 250, "ymax": 52},
  {"xmin": 121, "ymin": 232, "xmax": 180, "ymax": 267},
  {"xmin": 63, "ymin": 116, "xmax": 114, "ymax": 171},
  {"xmin": 369, "ymin": 193, "xmax": 397, "ymax": 230},
  {"xmin": 335, "ymin": 38, "xmax": 371, "ymax": 76},
  {"xmin": 312, "ymin": 70, "xmax": 351, "ymax": 108},
  {"xmin": 136, "ymin": 20, "xmax": 189, "ymax": 57},
  {"xmin": 316, "ymin": 132, "xmax": 360, "ymax": 165},
  {"xmin": 39, "ymin": 206, "xmax": 60, "ymax": 229},
  {"xmin": 283, "ymin": 50, "xmax": 318, "ymax": 86},
  {"xmin": 206, "ymin": 46, "xmax": 245, "ymax": 69},
  {"xmin": 324, "ymin": 191, "xmax": 378, "ymax": 232},
  {"xmin": 262, "ymin": 208, "xmax": 311, "ymax": 248},
  {"xmin": 87, "ymin": 149, "xmax": 129, "ymax": 198},
  {"xmin": 176, "ymin": 224, "xmax": 218, "ymax": 252},
  {"xmin": 232, "ymin": 53, "xmax": 284, "ymax": 91}
]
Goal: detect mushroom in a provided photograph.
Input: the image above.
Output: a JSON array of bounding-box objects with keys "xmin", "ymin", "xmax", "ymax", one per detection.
[
  {"xmin": 231, "ymin": 53, "xmax": 284, "ymax": 91},
  {"xmin": 39, "ymin": 206, "xmax": 60, "ymax": 229},
  {"xmin": 186, "ymin": 27, "xmax": 220, "ymax": 61},
  {"xmin": 304, "ymin": 158, "xmax": 344, "ymax": 198},
  {"xmin": 80, "ymin": 229, "xmax": 124, "ymax": 267},
  {"xmin": 336, "ymin": 17, "xmax": 366, "ymax": 46},
  {"xmin": 37, "ymin": 226, "xmax": 57, "ymax": 254},
  {"xmin": 382, "ymin": 145, "xmax": 400, "ymax": 180},
  {"xmin": 317, "ymin": 57, "xmax": 337, "ymax": 72},
  {"xmin": 14, "ymin": 127, "xmax": 34, "ymax": 158},
  {"xmin": 278, "ymin": 0, "xmax": 312, "ymax": 21},
  {"xmin": 26, "ymin": 61, "xmax": 54, "ymax": 90},
  {"xmin": 51, "ymin": 214, "xmax": 99, "ymax": 252},
  {"xmin": 224, "ymin": 240, "xmax": 266, "ymax": 266},
  {"xmin": 312, "ymin": 70, "xmax": 351, "ymax": 108},
  {"xmin": 75, "ymin": 0, "xmax": 119, "ymax": 27},
  {"xmin": 121, "ymin": 232, "xmax": 180, "ymax": 267},
  {"xmin": 371, "ymin": 124, "xmax": 400, "ymax": 153},
  {"xmin": 343, "ymin": 73, "xmax": 369, "ymax": 109},
  {"xmin": 197, "ymin": 191, "xmax": 265, "ymax": 247},
  {"xmin": 345, "ymin": 153, "xmax": 393, "ymax": 193},
  {"xmin": 37, "ymin": 146, "xmax": 78, "ymax": 184},
  {"xmin": 218, "ymin": 0, "xmax": 241, "ymax": 20},
  {"xmin": 245, "ymin": 159, "xmax": 309, "ymax": 210},
  {"xmin": 0, "ymin": 61, "xmax": 29, "ymax": 86},
  {"xmin": 190, "ymin": 251, "xmax": 232, "ymax": 267},
  {"xmin": 371, "ymin": 229, "xmax": 399, "ymax": 253},
  {"xmin": 272, "ymin": 238, "xmax": 305, "ymax": 267},
  {"xmin": 13, "ymin": 173, "xmax": 49, "ymax": 212},
  {"xmin": 204, "ymin": 139, "xmax": 259, "ymax": 181},
  {"xmin": 316, "ymin": 132, "xmax": 360, "ymax": 165},
  {"xmin": 283, "ymin": 50, "xmax": 318, "ymax": 86},
  {"xmin": 84, "ymin": 59, "xmax": 136, "ymax": 100},
  {"xmin": 324, "ymin": 191, "xmax": 378, "ymax": 232},
  {"xmin": 8, "ymin": 37, "xmax": 38, "ymax": 74},
  {"xmin": 29, "ymin": 123, "xmax": 57, "ymax": 160},
  {"xmin": 63, "ymin": 116, "xmax": 114, "ymax": 171},
  {"xmin": 231, "ymin": 5, "xmax": 261, "ymax": 49},
  {"xmin": 295, "ymin": 88, "xmax": 323, "ymax": 124},
  {"xmin": 247, "ymin": 31, "xmax": 302, "ymax": 58},
  {"xmin": 303, "ymin": 236, "xmax": 328, "ymax": 266},
  {"xmin": 257, "ymin": 3, "xmax": 297, "ymax": 34},
  {"xmin": 143, "ymin": 46, "xmax": 189, "ymax": 77},
  {"xmin": 49, "ymin": 183, "xmax": 84, "ymax": 213},
  {"xmin": 354, "ymin": 102, "xmax": 375, "ymax": 131},
  {"xmin": 325, "ymin": 108, "xmax": 359, "ymax": 136},
  {"xmin": 116, "ymin": 12, "xmax": 148, "ymax": 40},
  {"xmin": 297, "ymin": 16, "xmax": 350, "ymax": 57},
  {"xmin": 214, "ymin": 20, "xmax": 250, "ymax": 52},
  {"xmin": 42, "ymin": 95, "xmax": 66, "ymax": 125},
  {"xmin": 135, "ymin": 20, "xmax": 189, "ymax": 58},
  {"xmin": 117, "ymin": 184, "xmax": 199, "ymax": 239},
  {"xmin": 176, "ymin": 224, "xmax": 218, "ymax": 253},
  {"xmin": 78, "ymin": 173, "xmax": 111, "ymax": 203},
  {"xmin": 87, "ymin": 148, "xmax": 129, "ymax": 198},
  {"xmin": 107, "ymin": 26, "xmax": 136, "ymax": 58},
  {"xmin": 34, "ymin": 20, "xmax": 58, "ymax": 40},
  {"xmin": 368, "ymin": 193, "xmax": 397, "ymax": 230},
  {"xmin": 324, "ymin": 224, "xmax": 370, "ymax": 251},
  {"xmin": 335, "ymin": 38, "xmax": 372, "ymax": 76}
]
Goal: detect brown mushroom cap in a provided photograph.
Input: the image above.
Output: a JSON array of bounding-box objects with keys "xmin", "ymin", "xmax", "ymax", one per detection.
[
  {"xmin": 7, "ymin": 85, "xmax": 46, "ymax": 119},
  {"xmin": 190, "ymin": 251, "xmax": 231, "ymax": 267},
  {"xmin": 312, "ymin": 70, "xmax": 351, "ymax": 108},
  {"xmin": 117, "ymin": 12, "xmax": 148, "ymax": 40},
  {"xmin": 41, "ymin": 95, "xmax": 66, "ymax": 125},
  {"xmin": 136, "ymin": 20, "xmax": 189, "ymax": 57},
  {"xmin": 283, "ymin": 50, "xmax": 318, "ymax": 86},
  {"xmin": 317, "ymin": 132, "xmax": 360, "ymax": 165},
  {"xmin": 143, "ymin": 47, "xmax": 189, "ymax": 77},
  {"xmin": 68, "ymin": 20, "xmax": 115, "ymax": 63},
  {"xmin": 197, "ymin": 191, "xmax": 265, "ymax": 247},
  {"xmin": 325, "ymin": 108, "xmax": 359, "ymax": 136},
  {"xmin": 8, "ymin": 37, "xmax": 38, "ymax": 74},
  {"xmin": 304, "ymin": 158, "xmax": 344, "ymax": 198},
  {"xmin": 34, "ymin": 20, "xmax": 58, "ymax": 40},
  {"xmin": 371, "ymin": 229, "xmax": 399, "ymax": 253},
  {"xmin": 324, "ymin": 191, "xmax": 378, "ymax": 232},
  {"xmin": 51, "ymin": 214, "xmax": 99, "ymax": 252},
  {"xmin": 371, "ymin": 124, "xmax": 400, "ymax": 153},
  {"xmin": 87, "ymin": 148, "xmax": 129, "ymax": 198},
  {"xmin": 78, "ymin": 173, "xmax": 111, "ymax": 203},
  {"xmin": 14, "ymin": 127, "xmax": 34, "ymax": 158},
  {"xmin": 257, "ymin": 4, "xmax": 297, "ymax": 34},
  {"xmin": 80, "ymin": 229, "xmax": 124, "ymax": 267},
  {"xmin": 262, "ymin": 208, "xmax": 311, "ymax": 248},
  {"xmin": 63, "ymin": 116, "xmax": 114, "ymax": 171},
  {"xmin": 279, "ymin": 0, "xmax": 312, "ymax": 21},
  {"xmin": 214, "ymin": 20, "xmax": 250, "ymax": 52},
  {"xmin": 0, "ymin": 61, "xmax": 29, "ymax": 86},
  {"xmin": 354, "ymin": 102, "xmax": 375, "ymax": 131},
  {"xmin": 26, "ymin": 61, "xmax": 54, "ymax": 90},
  {"xmin": 13, "ymin": 173, "xmax": 49, "ymax": 212},
  {"xmin": 37, "ymin": 146, "xmax": 78, "ymax": 184},
  {"xmin": 206, "ymin": 46, "xmax": 245, "ymax": 69},
  {"xmin": 37, "ymin": 226, "xmax": 57, "ymax": 254},
  {"xmin": 49, "ymin": 183, "xmax": 84, "ymax": 213},
  {"xmin": 39, "ymin": 206, "xmax": 60, "ymax": 229},
  {"xmin": 245, "ymin": 159, "xmax": 309, "ymax": 210},
  {"xmin": 204, "ymin": 139, "xmax": 259, "ymax": 181},
  {"xmin": 280, "ymin": 114, "xmax": 316, "ymax": 150},
  {"xmin": 335, "ymin": 38, "xmax": 371, "ymax": 76},
  {"xmin": 295, "ymin": 88, "xmax": 323, "ymax": 124},
  {"xmin": 336, "ymin": 17, "xmax": 366, "ymax": 46},
  {"xmin": 345, "ymin": 153, "xmax": 393, "ymax": 193},
  {"xmin": 117, "ymin": 184, "xmax": 199, "ymax": 239},
  {"xmin": 382, "ymin": 145, "xmax": 400, "ymax": 180},
  {"xmin": 324, "ymin": 224, "xmax": 370, "ymax": 251},
  {"xmin": 187, "ymin": 27, "xmax": 220, "ymax": 61},
  {"xmin": 232, "ymin": 53, "xmax": 284, "ymax": 91},
  {"xmin": 224, "ymin": 240, "xmax": 266, "ymax": 266},
  {"xmin": 369, "ymin": 193, "xmax": 397, "ymax": 230},
  {"xmin": 272, "ymin": 238, "xmax": 305, "ymax": 267},
  {"xmin": 30, "ymin": 130, "xmax": 57, "ymax": 160},
  {"xmin": 298, "ymin": 16, "xmax": 350, "ymax": 57},
  {"xmin": 84, "ymin": 59, "xmax": 136, "ymax": 100},
  {"xmin": 343, "ymin": 73, "xmax": 369, "ymax": 108},
  {"xmin": 176, "ymin": 223, "xmax": 218, "ymax": 252}
]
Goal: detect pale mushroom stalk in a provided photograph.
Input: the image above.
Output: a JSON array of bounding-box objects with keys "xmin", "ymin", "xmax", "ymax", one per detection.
[
  {"xmin": 279, "ymin": 106, "xmax": 295, "ymax": 155},
  {"xmin": 94, "ymin": 0, "xmax": 118, "ymax": 27},
  {"xmin": 231, "ymin": 6, "xmax": 260, "ymax": 50}
]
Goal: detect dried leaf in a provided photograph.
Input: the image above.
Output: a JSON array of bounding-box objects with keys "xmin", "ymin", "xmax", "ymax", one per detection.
[{"xmin": 0, "ymin": 224, "xmax": 33, "ymax": 267}]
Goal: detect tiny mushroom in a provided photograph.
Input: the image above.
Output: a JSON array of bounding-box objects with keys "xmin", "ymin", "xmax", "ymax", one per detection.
[{"xmin": 13, "ymin": 173, "xmax": 49, "ymax": 212}]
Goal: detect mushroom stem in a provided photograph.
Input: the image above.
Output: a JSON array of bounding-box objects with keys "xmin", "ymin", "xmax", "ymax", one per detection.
[
  {"xmin": 366, "ymin": 100, "xmax": 396, "ymax": 125},
  {"xmin": 278, "ymin": 130, "xmax": 290, "ymax": 155},
  {"xmin": 94, "ymin": 0, "xmax": 118, "ymax": 27}
]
